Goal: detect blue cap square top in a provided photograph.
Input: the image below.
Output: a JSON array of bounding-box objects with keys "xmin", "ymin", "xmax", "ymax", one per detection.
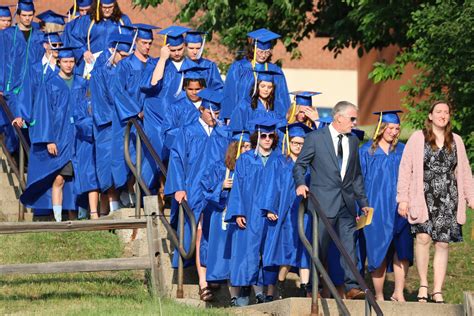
[
  {"xmin": 290, "ymin": 91, "xmax": 323, "ymax": 107},
  {"xmin": 197, "ymin": 88, "xmax": 223, "ymax": 111},
  {"xmin": 247, "ymin": 28, "xmax": 280, "ymax": 50},
  {"xmin": 132, "ymin": 23, "xmax": 160, "ymax": 40},
  {"xmin": 158, "ymin": 25, "xmax": 191, "ymax": 46},
  {"xmin": 18, "ymin": 0, "xmax": 35, "ymax": 12},
  {"xmin": 0, "ymin": 5, "xmax": 15, "ymax": 17},
  {"xmin": 36, "ymin": 10, "xmax": 67, "ymax": 25}
]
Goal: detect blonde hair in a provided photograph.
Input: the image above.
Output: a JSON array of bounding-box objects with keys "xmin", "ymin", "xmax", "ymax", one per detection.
[
  {"xmin": 286, "ymin": 104, "xmax": 314, "ymax": 129},
  {"xmin": 370, "ymin": 122, "xmax": 400, "ymax": 154}
]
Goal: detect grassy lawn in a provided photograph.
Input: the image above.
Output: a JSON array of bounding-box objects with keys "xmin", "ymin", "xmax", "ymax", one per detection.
[{"xmin": 0, "ymin": 231, "xmax": 227, "ymax": 315}]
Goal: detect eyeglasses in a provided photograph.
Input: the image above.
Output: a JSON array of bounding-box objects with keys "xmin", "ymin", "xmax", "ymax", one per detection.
[
  {"xmin": 256, "ymin": 49, "xmax": 272, "ymax": 56},
  {"xmin": 260, "ymin": 133, "xmax": 275, "ymax": 140},
  {"xmin": 290, "ymin": 141, "xmax": 304, "ymax": 147},
  {"xmin": 50, "ymin": 43, "xmax": 62, "ymax": 48},
  {"xmin": 342, "ymin": 115, "xmax": 357, "ymax": 122}
]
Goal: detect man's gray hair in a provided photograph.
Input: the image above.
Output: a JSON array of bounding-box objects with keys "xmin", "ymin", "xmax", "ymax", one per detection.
[{"xmin": 332, "ymin": 101, "xmax": 358, "ymax": 117}]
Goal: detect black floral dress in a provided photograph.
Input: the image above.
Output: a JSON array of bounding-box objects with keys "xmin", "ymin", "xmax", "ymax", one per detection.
[{"xmin": 411, "ymin": 143, "xmax": 463, "ymax": 242}]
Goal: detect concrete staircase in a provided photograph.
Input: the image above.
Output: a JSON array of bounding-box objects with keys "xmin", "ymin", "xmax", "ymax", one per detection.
[{"xmin": 0, "ymin": 153, "xmax": 26, "ymax": 222}]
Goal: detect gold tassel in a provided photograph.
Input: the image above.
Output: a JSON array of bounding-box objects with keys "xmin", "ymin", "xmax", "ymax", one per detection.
[
  {"xmin": 236, "ymin": 131, "xmax": 244, "ymax": 159},
  {"xmin": 96, "ymin": 0, "xmax": 100, "ymax": 21},
  {"xmin": 373, "ymin": 114, "xmax": 383, "ymax": 140},
  {"xmin": 163, "ymin": 34, "xmax": 167, "ymax": 46}
]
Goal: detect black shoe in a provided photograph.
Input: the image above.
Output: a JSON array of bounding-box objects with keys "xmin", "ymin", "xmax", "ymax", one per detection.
[
  {"xmin": 230, "ymin": 296, "xmax": 237, "ymax": 307},
  {"xmin": 265, "ymin": 295, "xmax": 274, "ymax": 302},
  {"xmin": 255, "ymin": 293, "xmax": 265, "ymax": 304},
  {"xmin": 276, "ymin": 280, "xmax": 285, "ymax": 299},
  {"xmin": 299, "ymin": 283, "xmax": 309, "ymax": 297}
]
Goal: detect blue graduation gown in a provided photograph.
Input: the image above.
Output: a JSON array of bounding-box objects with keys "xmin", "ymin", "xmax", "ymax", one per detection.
[
  {"xmin": 260, "ymin": 158, "xmax": 312, "ymax": 269},
  {"xmin": 110, "ymin": 54, "xmax": 156, "ymax": 189},
  {"xmin": 229, "ymin": 98, "xmax": 281, "ymax": 131},
  {"xmin": 193, "ymin": 57, "xmax": 224, "ymax": 91},
  {"xmin": 358, "ymin": 141, "xmax": 413, "ymax": 272},
  {"xmin": 74, "ymin": 96, "xmax": 99, "ymax": 194},
  {"xmin": 20, "ymin": 74, "xmax": 88, "ymax": 211},
  {"xmin": 200, "ymin": 162, "xmax": 233, "ymax": 282},
  {"xmin": 224, "ymin": 150, "xmax": 282, "ymax": 286},
  {"xmin": 89, "ymin": 50, "xmax": 117, "ymax": 191},
  {"xmin": 66, "ymin": 15, "xmax": 132, "ymax": 73},
  {"xmin": 220, "ymin": 58, "xmax": 290, "ymax": 120},
  {"xmin": 164, "ymin": 121, "xmax": 230, "ymax": 268}
]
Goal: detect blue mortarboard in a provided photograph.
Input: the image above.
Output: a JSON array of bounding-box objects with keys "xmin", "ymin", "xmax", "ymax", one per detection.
[
  {"xmin": 77, "ymin": 0, "xmax": 92, "ymax": 7},
  {"xmin": 159, "ymin": 25, "xmax": 191, "ymax": 46},
  {"xmin": 279, "ymin": 122, "xmax": 313, "ymax": 138},
  {"xmin": 351, "ymin": 128, "xmax": 365, "ymax": 141},
  {"xmin": 231, "ymin": 130, "xmax": 251, "ymax": 143},
  {"xmin": 247, "ymin": 28, "xmax": 280, "ymax": 50},
  {"xmin": 108, "ymin": 33, "xmax": 133, "ymax": 52},
  {"xmin": 180, "ymin": 62, "xmax": 208, "ymax": 80},
  {"xmin": 197, "ymin": 89, "xmax": 222, "ymax": 111},
  {"xmin": 290, "ymin": 91, "xmax": 323, "ymax": 107},
  {"xmin": 100, "ymin": 0, "xmax": 116, "ymax": 4},
  {"xmin": 43, "ymin": 32, "xmax": 62, "ymax": 44},
  {"xmin": 185, "ymin": 30, "xmax": 205, "ymax": 44},
  {"xmin": 0, "ymin": 5, "xmax": 14, "ymax": 17},
  {"xmin": 54, "ymin": 46, "xmax": 79, "ymax": 59},
  {"xmin": 372, "ymin": 110, "xmax": 403, "ymax": 124},
  {"xmin": 37, "ymin": 10, "xmax": 67, "ymax": 25},
  {"xmin": 254, "ymin": 66, "xmax": 279, "ymax": 83},
  {"xmin": 317, "ymin": 116, "xmax": 333, "ymax": 129},
  {"xmin": 133, "ymin": 23, "xmax": 160, "ymax": 40},
  {"xmin": 249, "ymin": 116, "xmax": 281, "ymax": 133},
  {"xmin": 18, "ymin": 0, "xmax": 34, "ymax": 12}
]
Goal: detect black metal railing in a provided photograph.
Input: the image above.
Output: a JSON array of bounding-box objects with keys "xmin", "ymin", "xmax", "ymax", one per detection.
[
  {"xmin": 0, "ymin": 95, "xmax": 29, "ymax": 221},
  {"xmin": 124, "ymin": 117, "xmax": 196, "ymax": 298},
  {"xmin": 298, "ymin": 192, "xmax": 383, "ymax": 316}
]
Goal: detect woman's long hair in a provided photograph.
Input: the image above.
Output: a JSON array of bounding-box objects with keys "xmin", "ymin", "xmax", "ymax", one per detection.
[
  {"xmin": 286, "ymin": 104, "xmax": 315, "ymax": 128},
  {"xmin": 422, "ymin": 100, "xmax": 454, "ymax": 152},
  {"xmin": 224, "ymin": 141, "xmax": 240, "ymax": 171},
  {"xmin": 250, "ymin": 131, "xmax": 279, "ymax": 150},
  {"xmin": 370, "ymin": 122, "xmax": 400, "ymax": 154},
  {"xmin": 88, "ymin": 0, "xmax": 124, "ymax": 22},
  {"xmin": 249, "ymin": 81, "xmax": 275, "ymax": 111}
]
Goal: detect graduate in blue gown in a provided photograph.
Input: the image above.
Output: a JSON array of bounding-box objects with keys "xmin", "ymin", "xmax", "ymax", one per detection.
[
  {"xmin": 0, "ymin": 0, "xmax": 44, "ymax": 152},
  {"xmin": 358, "ymin": 110, "xmax": 413, "ymax": 302},
  {"xmin": 66, "ymin": 0, "xmax": 132, "ymax": 77},
  {"xmin": 185, "ymin": 30, "xmax": 224, "ymax": 91},
  {"xmin": 221, "ymin": 28, "xmax": 290, "ymax": 121},
  {"xmin": 164, "ymin": 89, "xmax": 230, "ymax": 302},
  {"xmin": 90, "ymin": 33, "xmax": 133, "ymax": 215},
  {"xmin": 229, "ymin": 67, "xmax": 282, "ymax": 132},
  {"xmin": 20, "ymin": 47, "xmax": 88, "ymax": 222},
  {"xmin": 200, "ymin": 130, "xmax": 252, "ymax": 306},
  {"xmin": 260, "ymin": 122, "xmax": 313, "ymax": 299},
  {"xmin": 224, "ymin": 117, "xmax": 284, "ymax": 305},
  {"xmin": 36, "ymin": 10, "xmax": 66, "ymax": 33},
  {"xmin": 110, "ymin": 24, "xmax": 157, "ymax": 192},
  {"xmin": 0, "ymin": 5, "xmax": 13, "ymax": 30},
  {"xmin": 286, "ymin": 91, "xmax": 322, "ymax": 129},
  {"xmin": 63, "ymin": 0, "xmax": 92, "ymax": 65}
]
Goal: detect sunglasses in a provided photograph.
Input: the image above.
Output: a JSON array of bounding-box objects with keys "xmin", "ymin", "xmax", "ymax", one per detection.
[
  {"xmin": 341, "ymin": 115, "xmax": 357, "ymax": 122},
  {"xmin": 50, "ymin": 43, "xmax": 62, "ymax": 48},
  {"xmin": 260, "ymin": 133, "xmax": 275, "ymax": 140}
]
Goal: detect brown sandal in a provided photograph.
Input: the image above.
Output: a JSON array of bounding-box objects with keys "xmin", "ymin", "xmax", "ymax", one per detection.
[{"xmin": 199, "ymin": 286, "xmax": 214, "ymax": 301}]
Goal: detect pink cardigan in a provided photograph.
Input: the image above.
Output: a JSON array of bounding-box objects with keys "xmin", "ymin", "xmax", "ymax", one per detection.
[{"xmin": 397, "ymin": 130, "xmax": 474, "ymax": 225}]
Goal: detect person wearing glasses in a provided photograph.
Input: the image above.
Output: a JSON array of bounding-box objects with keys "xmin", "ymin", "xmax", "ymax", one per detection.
[
  {"xmin": 229, "ymin": 67, "xmax": 281, "ymax": 132},
  {"xmin": 200, "ymin": 129, "xmax": 252, "ymax": 306},
  {"xmin": 221, "ymin": 29, "xmax": 290, "ymax": 123},
  {"xmin": 164, "ymin": 89, "xmax": 230, "ymax": 302},
  {"xmin": 225, "ymin": 117, "xmax": 283, "ymax": 306},
  {"xmin": 358, "ymin": 110, "xmax": 413, "ymax": 302},
  {"xmin": 260, "ymin": 122, "xmax": 313, "ymax": 299},
  {"xmin": 293, "ymin": 101, "xmax": 371, "ymax": 300},
  {"xmin": 20, "ymin": 47, "xmax": 88, "ymax": 222}
]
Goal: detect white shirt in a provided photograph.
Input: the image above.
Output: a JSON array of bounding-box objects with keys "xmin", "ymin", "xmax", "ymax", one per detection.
[
  {"xmin": 199, "ymin": 117, "xmax": 213, "ymax": 136},
  {"xmin": 172, "ymin": 60, "xmax": 184, "ymax": 71},
  {"xmin": 193, "ymin": 100, "xmax": 202, "ymax": 109},
  {"xmin": 329, "ymin": 123, "xmax": 349, "ymax": 180},
  {"xmin": 42, "ymin": 54, "xmax": 56, "ymax": 71}
]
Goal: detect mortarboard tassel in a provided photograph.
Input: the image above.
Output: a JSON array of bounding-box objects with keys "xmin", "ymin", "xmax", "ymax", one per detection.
[
  {"xmin": 373, "ymin": 113, "xmax": 383, "ymax": 141},
  {"xmin": 96, "ymin": 0, "xmax": 100, "ymax": 21},
  {"xmin": 163, "ymin": 34, "xmax": 167, "ymax": 46},
  {"xmin": 196, "ymin": 34, "xmax": 206, "ymax": 60},
  {"xmin": 174, "ymin": 73, "xmax": 184, "ymax": 97},
  {"xmin": 128, "ymin": 30, "xmax": 138, "ymax": 54},
  {"xmin": 288, "ymin": 97, "xmax": 297, "ymax": 123},
  {"xmin": 236, "ymin": 131, "xmax": 244, "ymax": 159},
  {"xmin": 254, "ymin": 127, "xmax": 260, "ymax": 156},
  {"xmin": 71, "ymin": 0, "xmax": 77, "ymax": 22}
]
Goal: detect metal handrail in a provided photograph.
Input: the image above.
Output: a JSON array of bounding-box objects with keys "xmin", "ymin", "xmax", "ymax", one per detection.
[
  {"xmin": 299, "ymin": 192, "xmax": 383, "ymax": 316},
  {"xmin": 0, "ymin": 136, "xmax": 26, "ymax": 191},
  {"xmin": 0, "ymin": 96, "xmax": 30, "ymax": 155},
  {"xmin": 123, "ymin": 118, "xmax": 196, "ymax": 260}
]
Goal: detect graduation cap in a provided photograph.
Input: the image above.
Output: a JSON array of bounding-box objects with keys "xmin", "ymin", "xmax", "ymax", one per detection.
[
  {"xmin": 372, "ymin": 110, "xmax": 403, "ymax": 140},
  {"xmin": 43, "ymin": 32, "xmax": 63, "ymax": 44},
  {"xmin": 0, "ymin": 5, "xmax": 14, "ymax": 17},
  {"xmin": 249, "ymin": 116, "xmax": 281, "ymax": 133},
  {"xmin": 231, "ymin": 129, "xmax": 251, "ymax": 159},
  {"xmin": 158, "ymin": 25, "xmax": 191, "ymax": 46},
  {"xmin": 108, "ymin": 33, "xmax": 134, "ymax": 52},
  {"xmin": 279, "ymin": 122, "xmax": 313, "ymax": 154},
  {"xmin": 54, "ymin": 46, "xmax": 79, "ymax": 59},
  {"xmin": 95, "ymin": 0, "xmax": 116, "ymax": 20},
  {"xmin": 180, "ymin": 62, "xmax": 209, "ymax": 80},
  {"xmin": 185, "ymin": 30, "xmax": 206, "ymax": 59},
  {"xmin": 37, "ymin": 10, "xmax": 67, "ymax": 25},
  {"xmin": 290, "ymin": 91, "xmax": 322, "ymax": 107},
  {"xmin": 247, "ymin": 28, "xmax": 280, "ymax": 50},
  {"xmin": 317, "ymin": 116, "xmax": 333, "ymax": 129},
  {"xmin": 133, "ymin": 23, "xmax": 160, "ymax": 40},
  {"xmin": 76, "ymin": 0, "xmax": 92, "ymax": 7},
  {"xmin": 18, "ymin": 0, "xmax": 34, "ymax": 12},
  {"xmin": 197, "ymin": 88, "xmax": 223, "ymax": 111}
]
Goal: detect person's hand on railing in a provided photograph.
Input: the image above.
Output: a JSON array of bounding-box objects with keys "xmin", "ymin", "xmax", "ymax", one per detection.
[
  {"xmin": 236, "ymin": 216, "xmax": 246, "ymax": 229},
  {"xmin": 47, "ymin": 143, "xmax": 58, "ymax": 156},
  {"xmin": 398, "ymin": 202, "xmax": 409, "ymax": 219},
  {"xmin": 12, "ymin": 117, "xmax": 24, "ymax": 128},
  {"xmin": 266, "ymin": 212, "xmax": 278, "ymax": 221},
  {"xmin": 296, "ymin": 184, "xmax": 309, "ymax": 198},
  {"xmin": 175, "ymin": 190, "xmax": 187, "ymax": 204},
  {"xmin": 222, "ymin": 178, "xmax": 233, "ymax": 189}
]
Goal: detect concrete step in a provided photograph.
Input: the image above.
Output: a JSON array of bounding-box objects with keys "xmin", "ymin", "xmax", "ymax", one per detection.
[{"xmin": 238, "ymin": 297, "xmax": 464, "ymax": 316}]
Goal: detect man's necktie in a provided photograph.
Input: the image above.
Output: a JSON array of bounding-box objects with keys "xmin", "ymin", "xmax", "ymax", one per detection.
[{"xmin": 337, "ymin": 134, "xmax": 343, "ymax": 170}]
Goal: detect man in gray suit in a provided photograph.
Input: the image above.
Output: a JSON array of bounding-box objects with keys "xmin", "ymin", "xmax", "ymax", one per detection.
[{"xmin": 293, "ymin": 101, "xmax": 370, "ymax": 299}]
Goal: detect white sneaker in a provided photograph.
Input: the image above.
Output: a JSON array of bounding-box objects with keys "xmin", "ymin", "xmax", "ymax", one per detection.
[{"xmin": 53, "ymin": 209, "xmax": 62, "ymax": 222}]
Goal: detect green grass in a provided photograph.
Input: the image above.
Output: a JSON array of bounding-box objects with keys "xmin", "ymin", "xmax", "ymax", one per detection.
[{"xmin": 0, "ymin": 231, "xmax": 227, "ymax": 315}]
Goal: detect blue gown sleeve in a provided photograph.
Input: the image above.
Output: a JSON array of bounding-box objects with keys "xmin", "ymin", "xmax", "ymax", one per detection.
[
  {"xmin": 0, "ymin": 31, "xmax": 5, "ymax": 92},
  {"xmin": 220, "ymin": 61, "xmax": 240, "ymax": 119},
  {"xmin": 139, "ymin": 62, "xmax": 163, "ymax": 95},
  {"xmin": 207, "ymin": 61, "xmax": 224, "ymax": 91},
  {"xmin": 90, "ymin": 68, "xmax": 113, "ymax": 125},
  {"xmin": 229, "ymin": 102, "xmax": 248, "ymax": 131},
  {"xmin": 29, "ymin": 83, "xmax": 55, "ymax": 144},
  {"xmin": 259, "ymin": 159, "xmax": 282, "ymax": 216},
  {"xmin": 164, "ymin": 128, "xmax": 187, "ymax": 195},
  {"xmin": 201, "ymin": 164, "xmax": 228, "ymax": 210},
  {"xmin": 273, "ymin": 70, "xmax": 291, "ymax": 118},
  {"xmin": 224, "ymin": 156, "xmax": 246, "ymax": 222},
  {"xmin": 74, "ymin": 98, "xmax": 94, "ymax": 143},
  {"xmin": 111, "ymin": 63, "xmax": 142, "ymax": 121}
]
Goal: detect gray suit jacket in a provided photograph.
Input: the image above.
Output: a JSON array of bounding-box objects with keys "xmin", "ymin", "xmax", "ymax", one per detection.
[{"xmin": 293, "ymin": 126, "xmax": 369, "ymax": 218}]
